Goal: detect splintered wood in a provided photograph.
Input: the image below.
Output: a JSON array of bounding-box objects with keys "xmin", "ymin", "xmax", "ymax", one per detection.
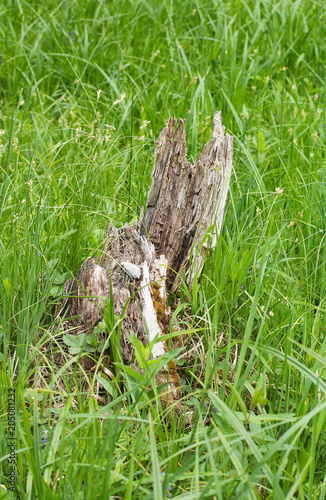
[
  {"xmin": 144, "ymin": 111, "xmax": 233, "ymax": 288},
  {"xmin": 59, "ymin": 111, "xmax": 233, "ymax": 414}
]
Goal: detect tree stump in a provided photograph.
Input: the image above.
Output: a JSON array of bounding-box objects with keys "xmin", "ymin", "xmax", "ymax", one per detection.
[{"xmin": 59, "ymin": 111, "xmax": 233, "ymax": 413}]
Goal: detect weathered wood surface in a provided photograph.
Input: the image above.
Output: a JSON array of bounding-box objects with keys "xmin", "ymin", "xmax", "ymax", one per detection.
[
  {"xmin": 58, "ymin": 111, "xmax": 233, "ymax": 412},
  {"xmin": 144, "ymin": 111, "xmax": 233, "ymax": 290}
]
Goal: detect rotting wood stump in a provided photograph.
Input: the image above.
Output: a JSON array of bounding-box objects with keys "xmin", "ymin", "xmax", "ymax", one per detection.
[{"xmin": 58, "ymin": 111, "xmax": 233, "ymax": 415}]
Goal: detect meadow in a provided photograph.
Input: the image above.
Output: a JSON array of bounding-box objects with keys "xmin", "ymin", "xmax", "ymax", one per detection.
[{"xmin": 0, "ymin": 0, "xmax": 326, "ymax": 498}]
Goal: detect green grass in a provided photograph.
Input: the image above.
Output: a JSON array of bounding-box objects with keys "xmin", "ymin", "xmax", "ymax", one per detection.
[{"xmin": 1, "ymin": 0, "xmax": 326, "ymax": 498}]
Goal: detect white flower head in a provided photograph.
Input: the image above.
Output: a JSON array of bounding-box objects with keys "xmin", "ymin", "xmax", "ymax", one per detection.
[
  {"xmin": 113, "ymin": 93, "xmax": 126, "ymax": 105},
  {"xmin": 140, "ymin": 120, "xmax": 151, "ymax": 130},
  {"xmin": 312, "ymin": 131, "xmax": 318, "ymax": 144}
]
